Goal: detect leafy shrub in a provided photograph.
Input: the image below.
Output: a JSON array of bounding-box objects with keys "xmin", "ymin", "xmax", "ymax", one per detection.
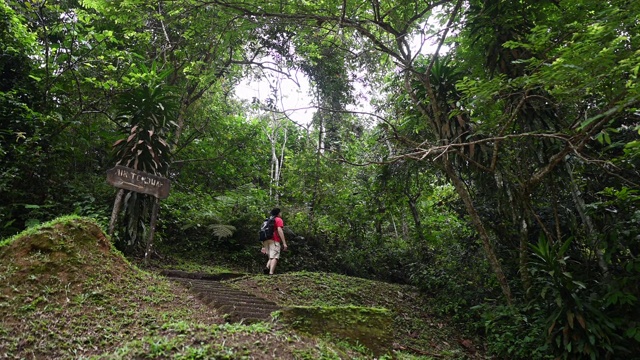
[
  {"xmin": 407, "ymin": 237, "xmax": 495, "ymax": 323},
  {"xmin": 476, "ymin": 303, "xmax": 552, "ymax": 360},
  {"xmin": 529, "ymin": 236, "xmax": 625, "ymax": 359}
]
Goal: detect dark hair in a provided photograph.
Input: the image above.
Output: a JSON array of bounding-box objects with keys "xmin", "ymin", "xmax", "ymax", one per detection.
[{"xmin": 270, "ymin": 208, "xmax": 281, "ymax": 217}]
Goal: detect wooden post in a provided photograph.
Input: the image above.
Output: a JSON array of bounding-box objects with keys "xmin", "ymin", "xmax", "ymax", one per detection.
[
  {"xmin": 108, "ymin": 188, "xmax": 125, "ymax": 237},
  {"xmin": 145, "ymin": 197, "xmax": 160, "ymax": 266},
  {"xmin": 106, "ymin": 166, "xmax": 170, "ymax": 261}
]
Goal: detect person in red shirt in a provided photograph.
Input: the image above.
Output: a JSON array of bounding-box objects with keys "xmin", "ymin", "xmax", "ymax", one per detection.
[{"xmin": 264, "ymin": 208, "xmax": 288, "ymax": 275}]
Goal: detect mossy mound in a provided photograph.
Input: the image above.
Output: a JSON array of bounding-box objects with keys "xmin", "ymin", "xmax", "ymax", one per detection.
[
  {"xmin": 0, "ymin": 216, "xmax": 133, "ymax": 308},
  {"xmin": 0, "ymin": 217, "xmax": 371, "ymax": 359},
  {"xmin": 0, "ymin": 217, "xmax": 225, "ymax": 358},
  {"xmin": 280, "ymin": 305, "xmax": 393, "ymax": 356}
]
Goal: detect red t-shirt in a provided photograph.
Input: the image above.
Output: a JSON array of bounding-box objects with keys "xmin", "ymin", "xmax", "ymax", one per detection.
[{"xmin": 273, "ymin": 217, "xmax": 284, "ymax": 242}]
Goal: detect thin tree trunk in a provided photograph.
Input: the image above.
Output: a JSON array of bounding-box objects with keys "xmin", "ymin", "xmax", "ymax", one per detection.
[
  {"xmin": 564, "ymin": 160, "xmax": 608, "ymax": 275},
  {"xmin": 270, "ymin": 139, "xmax": 279, "ymax": 201},
  {"xmin": 308, "ymin": 114, "xmax": 324, "ymax": 232},
  {"xmin": 267, "ymin": 114, "xmax": 286, "ymax": 203},
  {"xmin": 108, "ymin": 188, "xmax": 125, "ymax": 237},
  {"xmin": 391, "ymin": 214, "xmax": 399, "ymax": 238},
  {"xmin": 172, "ymin": 108, "xmax": 186, "ymax": 152},
  {"xmin": 501, "ymin": 176, "xmax": 533, "ymax": 294},
  {"xmin": 443, "ymin": 158, "xmax": 513, "ymax": 305},
  {"xmin": 276, "ymin": 127, "xmax": 287, "ymax": 198},
  {"xmin": 519, "ymin": 217, "xmax": 533, "ymax": 295},
  {"xmin": 407, "ymin": 196, "xmax": 424, "ymax": 242},
  {"xmin": 144, "ymin": 197, "xmax": 160, "ymax": 266}
]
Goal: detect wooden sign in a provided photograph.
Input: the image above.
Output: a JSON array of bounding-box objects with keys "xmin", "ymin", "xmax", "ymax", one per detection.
[{"xmin": 106, "ymin": 165, "xmax": 170, "ymax": 199}]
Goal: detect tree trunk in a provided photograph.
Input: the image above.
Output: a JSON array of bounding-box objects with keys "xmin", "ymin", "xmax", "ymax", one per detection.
[
  {"xmin": 407, "ymin": 196, "xmax": 425, "ymax": 242},
  {"xmin": 565, "ymin": 160, "xmax": 608, "ymax": 275},
  {"xmin": 442, "ymin": 158, "xmax": 513, "ymax": 305},
  {"xmin": 519, "ymin": 217, "xmax": 533, "ymax": 295},
  {"xmin": 307, "ymin": 117, "xmax": 324, "ymax": 233},
  {"xmin": 391, "ymin": 214, "xmax": 399, "ymax": 238},
  {"xmin": 502, "ymin": 177, "xmax": 533, "ymax": 295},
  {"xmin": 267, "ymin": 114, "xmax": 287, "ymax": 203}
]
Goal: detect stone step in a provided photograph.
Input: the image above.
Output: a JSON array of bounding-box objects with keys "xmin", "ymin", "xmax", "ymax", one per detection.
[
  {"xmin": 201, "ymin": 298, "xmax": 280, "ymax": 312},
  {"xmin": 175, "ymin": 282, "xmax": 275, "ymax": 300},
  {"xmin": 226, "ymin": 313, "xmax": 271, "ymax": 323},
  {"xmin": 198, "ymin": 294, "xmax": 277, "ymax": 306},
  {"xmin": 204, "ymin": 300, "xmax": 280, "ymax": 313},
  {"xmin": 161, "ymin": 269, "xmax": 244, "ymax": 281},
  {"xmin": 217, "ymin": 303, "xmax": 278, "ymax": 315},
  {"xmin": 171, "ymin": 279, "xmax": 233, "ymax": 290},
  {"xmin": 167, "ymin": 272, "xmax": 281, "ymax": 323},
  {"xmin": 189, "ymin": 286, "xmax": 267, "ymax": 298},
  {"xmin": 218, "ymin": 306, "xmax": 275, "ymax": 321},
  {"xmin": 172, "ymin": 280, "xmax": 257, "ymax": 294},
  {"xmin": 170, "ymin": 280, "xmax": 240, "ymax": 291},
  {"xmin": 172, "ymin": 278, "xmax": 229, "ymax": 285},
  {"xmin": 194, "ymin": 290, "xmax": 276, "ymax": 304}
]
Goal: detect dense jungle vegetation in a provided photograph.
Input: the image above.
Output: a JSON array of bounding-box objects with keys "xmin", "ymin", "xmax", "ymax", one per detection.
[{"xmin": 1, "ymin": 0, "xmax": 639, "ymax": 358}]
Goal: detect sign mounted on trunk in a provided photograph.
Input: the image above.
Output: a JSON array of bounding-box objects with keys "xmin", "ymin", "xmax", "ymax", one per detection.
[{"xmin": 106, "ymin": 165, "xmax": 170, "ymax": 199}]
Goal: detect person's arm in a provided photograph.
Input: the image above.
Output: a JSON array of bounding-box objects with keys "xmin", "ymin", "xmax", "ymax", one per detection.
[{"xmin": 278, "ymin": 227, "xmax": 287, "ymax": 250}]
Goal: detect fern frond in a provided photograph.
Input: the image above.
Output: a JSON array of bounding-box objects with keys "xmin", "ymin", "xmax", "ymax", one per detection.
[{"xmin": 208, "ymin": 224, "xmax": 236, "ymax": 239}]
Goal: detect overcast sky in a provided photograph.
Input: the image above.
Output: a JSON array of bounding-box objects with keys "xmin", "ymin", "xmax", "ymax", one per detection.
[{"xmin": 234, "ymin": 20, "xmax": 449, "ymax": 126}]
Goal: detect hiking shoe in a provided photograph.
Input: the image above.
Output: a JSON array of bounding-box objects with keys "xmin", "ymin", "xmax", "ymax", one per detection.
[{"xmin": 263, "ymin": 267, "xmax": 269, "ymax": 275}]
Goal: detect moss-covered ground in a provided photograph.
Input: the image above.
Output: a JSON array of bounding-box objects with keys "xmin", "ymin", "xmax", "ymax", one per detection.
[{"xmin": 0, "ymin": 216, "xmax": 484, "ymax": 359}]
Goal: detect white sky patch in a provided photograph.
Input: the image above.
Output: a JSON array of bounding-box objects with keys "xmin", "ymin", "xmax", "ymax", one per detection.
[
  {"xmin": 235, "ymin": 18, "xmax": 450, "ymax": 126},
  {"xmin": 235, "ymin": 69, "xmax": 314, "ymax": 126}
]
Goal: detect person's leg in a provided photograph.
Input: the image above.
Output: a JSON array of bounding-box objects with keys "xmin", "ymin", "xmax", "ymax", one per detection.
[
  {"xmin": 264, "ymin": 240, "xmax": 274, "ymax": 274},
  {"xmin": 269, "ymin": 258, "xmax": 278, "ymax": 274},
  {"xmin": 268, "ymin": 242, "xmax": 281, "ymax": 274}
]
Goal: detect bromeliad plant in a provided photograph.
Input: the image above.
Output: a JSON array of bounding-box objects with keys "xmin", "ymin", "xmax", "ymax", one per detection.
[
  {"xmin": 111, "ymin": 63, "xmax": 178, "ymax": 253},
  {"xmin": 112, "ymin": 66, "xmax": 177, "ymax": 176},
  {"xmin": 529, "ymin": 236, "xmax": 621, "ymax": 359}
]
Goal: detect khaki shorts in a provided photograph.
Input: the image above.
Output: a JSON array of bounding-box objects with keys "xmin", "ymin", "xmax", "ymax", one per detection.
[{"xmin": 263, "ymin": 240, "xmax": 281, "ymax": 259}]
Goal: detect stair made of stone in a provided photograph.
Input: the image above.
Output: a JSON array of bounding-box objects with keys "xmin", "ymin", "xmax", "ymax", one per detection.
[{"xmin": 169, "ymin": 276, "xmax": 281, "ymax": 323}]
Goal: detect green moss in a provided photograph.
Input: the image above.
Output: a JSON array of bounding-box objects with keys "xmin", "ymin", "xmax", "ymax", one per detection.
[
  {"xmin": 0, "ymin": 216, "xmax": 472, "ymax": 358},
  {"xmin": 280, "ymin": 305, "xmax": 393, "ymax": 357},
  {"xmin": 1, "ymin": 215, "xmax": 89, "ymax": 243}
]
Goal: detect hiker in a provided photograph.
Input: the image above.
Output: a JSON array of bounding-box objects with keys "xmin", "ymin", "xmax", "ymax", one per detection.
[{"xmin": 263, "ymin": 207, "xmax": 287, "ymax": 275}]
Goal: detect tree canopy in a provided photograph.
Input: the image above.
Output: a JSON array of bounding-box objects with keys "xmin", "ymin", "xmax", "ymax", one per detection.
[{"xmin": 2, "ymin": 0, "xmax": 639, "ymax": 358}]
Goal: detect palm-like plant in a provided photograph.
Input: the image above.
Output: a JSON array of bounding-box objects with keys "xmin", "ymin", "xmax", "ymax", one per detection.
[
  {"xmin": 530, "ymin": 236, "xmax": 621, "ymax": 359},
  {"xmin": 111, "ymin": 64, "xmax": 178, "ymax": 252},
  {"xmin": 112, "ymin": 79, "xmax": 177, "ymax": 176}
]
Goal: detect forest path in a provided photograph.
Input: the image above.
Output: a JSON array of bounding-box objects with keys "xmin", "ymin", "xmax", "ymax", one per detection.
[{"xmin": 163, "ymin": 270, "xmax": 281, "ymax": 323}]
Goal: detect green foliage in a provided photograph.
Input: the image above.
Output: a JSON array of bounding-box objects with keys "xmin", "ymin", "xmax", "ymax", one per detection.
[
  {"xmin": 529, "ymin": 236, "xmax": 634, "ymax": 359},
  {"xmin": 158, "ymin": 185, "xmax": 271, "ymax": 262},
  {"xmin": 3, "ymin": 1, "xmax": 640, "ymax": 358},
  {"xmin": 112, "ymin": 63, "xmax": 177, "ymax": 176},
  {"xmin": 173, "ymin": 110, "xmax": 271, "ymax": 193},
  {"xmin": 407, "ymin": 234, "xmax": 493, "ymax": 322},
  {"xmin": 477, "ymin": 303, "xmax": 552, "ymax": 360},
  {"xmin": 478, "ymin": 231, "xmax": 639, "ymax": 359},
  {"xmin": 0, "ymin": 2, "xmax": 44, "ymax": 237}
]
